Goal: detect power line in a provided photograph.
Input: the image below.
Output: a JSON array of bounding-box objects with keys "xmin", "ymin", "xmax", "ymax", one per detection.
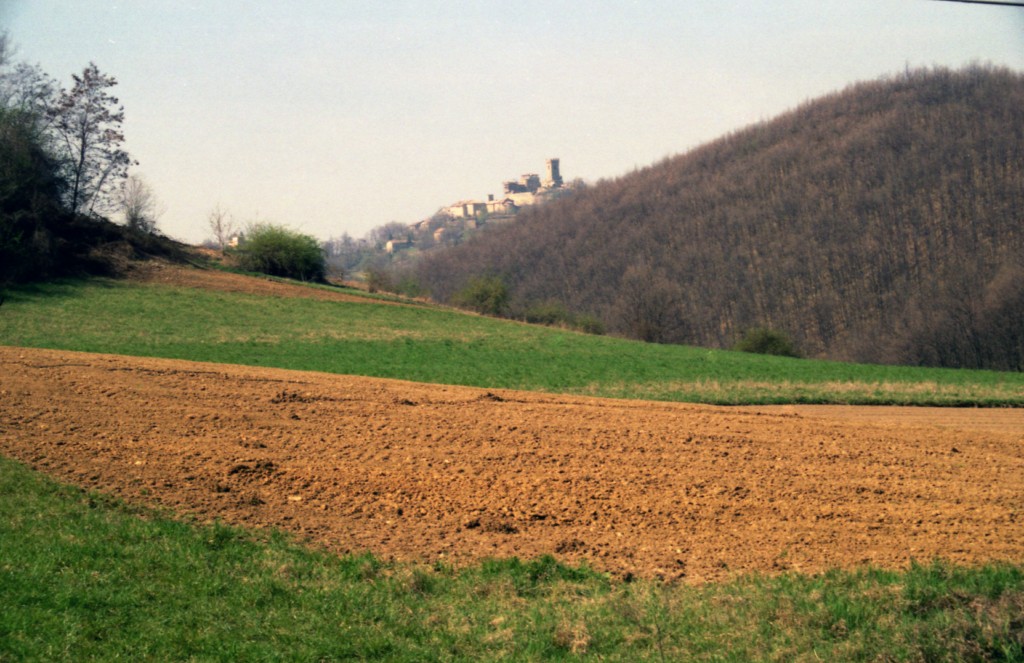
[{"xmin": 929, "ymin": 0, "xmax": 1024, "ymax": 6}]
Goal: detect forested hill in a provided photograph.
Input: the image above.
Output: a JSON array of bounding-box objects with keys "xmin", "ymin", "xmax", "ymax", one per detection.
[{"xmin": 412, "ymin": 65, "xmax": 1024, "ymax": 370}]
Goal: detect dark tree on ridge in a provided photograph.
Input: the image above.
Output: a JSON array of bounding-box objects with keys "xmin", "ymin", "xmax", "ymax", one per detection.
[{"xmin": 48, "ymin": 62, "xmax": 134, "ymax": 216}]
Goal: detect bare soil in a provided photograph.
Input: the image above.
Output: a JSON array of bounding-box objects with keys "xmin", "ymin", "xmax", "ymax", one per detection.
[
  {"xmin": 130, "ymin": 261, "xmax": 397, "ymax": 305},
  {"xmin": 3, "ymin": 346, "xmax": 1022, "ymax": 582}
]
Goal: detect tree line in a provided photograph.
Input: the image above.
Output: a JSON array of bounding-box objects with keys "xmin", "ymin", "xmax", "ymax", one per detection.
[
  {"xmin": 400, "ymin": 65, "xmax": 1024, "ymax": 370},
  {"xmin": 0, "ymin": 33, "xmax": 163, "ymax": 283}
]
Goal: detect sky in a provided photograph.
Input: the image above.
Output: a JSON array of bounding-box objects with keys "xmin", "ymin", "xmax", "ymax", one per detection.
[{"xmin": 2, "ymin": 1, "xmax": 1023, "ymax": 243}]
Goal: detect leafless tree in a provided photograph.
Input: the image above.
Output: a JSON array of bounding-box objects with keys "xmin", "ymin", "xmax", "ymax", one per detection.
[
  {"xmin": 207, "ymin": 204, "xmax": 236, "ymax": 252},
  {"xmin": 48, "ymin": 62, "xmax": 135, "ymax": 215},
  {"xmin": 612, "ymin": 262, "xmax": 688, "ymax": 343},
  {"xmin": 0, "ymin": 33, "xmax": 57, "ymax": 139},
  {"xmin": 368, "ymin": 221, "xmax": 412, "ymax": 249},
  {"xmin": 119, "ymin": 174, "xmax": 161, "ymax": 233}
]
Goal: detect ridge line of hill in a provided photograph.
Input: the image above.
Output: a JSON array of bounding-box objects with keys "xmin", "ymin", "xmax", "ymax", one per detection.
[{"xmin": 406, "ymin": 65, "xmax": 1024, "ymax": 371}]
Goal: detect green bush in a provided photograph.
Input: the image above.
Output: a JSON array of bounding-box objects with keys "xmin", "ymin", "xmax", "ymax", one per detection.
[
  {"xmin": 734, "ymin": 327, "xmax": 800, "ymax": 357},
  {"xmin": 235, "ymin": 223, "xmax": 325, "ymax": 281},
  {"xmin": 522, "ymin": 301, "xmax": 572, "ymax": 326},
  {"xmin": 394, "ymin": 275, "xmax": 424, "ymax": 298},
  {"xmin": 521, "ymin": 302, "xmax": 606, "ymax": 335},
  {"xmin": 452, "ymin": 275, "xmax": 509, "ymax": 316},
  {"xmin": 574, "ymin": 314, "xmax": 606, "ymax": 336}
]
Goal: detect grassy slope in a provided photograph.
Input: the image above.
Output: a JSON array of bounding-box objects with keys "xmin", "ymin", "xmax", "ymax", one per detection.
[
  {"xmin": 2, "ymin": 278, "xmax": 1022, "ymax": 406},
  {"xmin": 3, "ymin": 455, "xmax": 1022, "ymax": 661},
  {"xmin": 3, "ymin": 274, "xmax": 1023, "ymax": 660}
]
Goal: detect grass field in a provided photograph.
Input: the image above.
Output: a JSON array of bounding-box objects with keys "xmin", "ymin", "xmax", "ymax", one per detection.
[
  {"xmin": 2, "ymin": 455, "xmax": 1021, "ymax": 661},
  {"xmin": 2, "ymin": 277, "xmax": 1022, "ymax": 406},
  {"xmin": 3, "ymin": 272, "xmax": 1023, "ymax": 660}
]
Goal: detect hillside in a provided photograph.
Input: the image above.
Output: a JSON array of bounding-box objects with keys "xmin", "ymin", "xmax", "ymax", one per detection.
[
  {"xmin": 5, "ymin": 266, "xmax": 1023, "ymax": 406},
  {"xmin": 410, "ymin": 65, "xmax": 1024, "ymax": 370}
]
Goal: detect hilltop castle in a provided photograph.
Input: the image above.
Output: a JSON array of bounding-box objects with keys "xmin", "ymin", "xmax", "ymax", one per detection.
[{"xmin": 444, "ymin": 158, "xmax": 565, "ymax": 219}]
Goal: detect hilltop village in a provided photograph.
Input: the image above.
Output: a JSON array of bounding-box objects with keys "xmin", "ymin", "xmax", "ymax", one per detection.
[
  {"xmin": 391, "ymin": 158, "xmax": 572, "ymax": 253},
  {"xmin": 443, "ymin": 158, "xmax": 565, "ymax": 219},
  {"xmin": 321, "ymin": 158, "xmax": 577, "ymax": 273}
]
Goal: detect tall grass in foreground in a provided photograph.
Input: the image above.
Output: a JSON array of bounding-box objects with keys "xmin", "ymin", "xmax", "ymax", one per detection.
[
  {"xmin": 1, "ymin": 456, "xmax": 1022, "ymax": 661},
  {"xmin": 2, "ymin": 278, "xmax": 1023, "ymax": 406}
]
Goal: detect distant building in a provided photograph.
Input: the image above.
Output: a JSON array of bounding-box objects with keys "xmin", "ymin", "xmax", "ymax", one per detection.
[
  {"xmin": 543, "ymin": 158, "xmax": 563, "ymax": 188},
  {"xmin": 416, "ymin": 159, "xmax": 568, "ymax": 243},
  {"xmin": 385, "ymin": 238, "xmax": 413, "ymax": 253},
  {"xmin": 444, "ymin": 200, "xmax": 489, "ymax": 219},
  {"xmin": 503, "ymin": 173, "xmax": 542, "ymax": 195},
  {"xmin": 444, "ymin": 158, "xmax": 566, "ymax": 220},
  {"xmin": 486, "ymin": 195, "xmax": 518, "ymax": 215}
]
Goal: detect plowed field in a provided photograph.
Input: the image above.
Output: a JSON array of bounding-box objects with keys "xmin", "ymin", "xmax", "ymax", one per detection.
[
  {"xmin": 2, "ymin": 346, "xmax": 1022, "ymax": 582},
  {"xmin": 132, "ymin": 260, "xmax": 390, "ymax": 304}
]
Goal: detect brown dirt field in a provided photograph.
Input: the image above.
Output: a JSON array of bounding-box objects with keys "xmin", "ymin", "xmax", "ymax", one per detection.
[
  {"xmin": 129, "ymin": 261, "xmax": 401, "ymax": 305},
  {"xmin": 2, "ymin": 346, "xmax": 1022, "ymax": 582}
]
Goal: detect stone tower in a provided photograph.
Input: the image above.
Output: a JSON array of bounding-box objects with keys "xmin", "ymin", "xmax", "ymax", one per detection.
[{"xmin": 545, "ymin": 158, "xmax": 563, "ymax": 188}]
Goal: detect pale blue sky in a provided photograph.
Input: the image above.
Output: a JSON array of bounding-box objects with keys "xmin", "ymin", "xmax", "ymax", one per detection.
[{"xmin": 3, "ymin": 1, "xmax": 1022, "ymax": 242}]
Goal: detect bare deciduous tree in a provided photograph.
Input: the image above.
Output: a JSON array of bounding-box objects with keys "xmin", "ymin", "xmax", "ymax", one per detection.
[
  {"xmin": 0, "ymin": 32, "xmax": 57, "ymax": 140},
  {"xmin": 119, "ymin": 174, "xmax": 160, "ymax": 233},
  {"xmin": 207, "ymin": 204, "xmax": 236, "ymax": 252},
  {"xmin": 48, "ymin": 62, "xmax": 134, "ymax": 215},
  {"xmin": 0, "ymin": 62, "xmax": 56, "ymax": 119},
  {"xmin": 368, "ymin": 221, "xmax": 412, "ymax": 249},
  {"xmin": 612, "ymin": 262, "xmax": 688, "ymax": 344}
]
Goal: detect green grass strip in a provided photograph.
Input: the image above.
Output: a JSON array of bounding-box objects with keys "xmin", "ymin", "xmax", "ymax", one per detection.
[
  {"xmin": 1, "ymin": 278, "xmax": 1022, "ymax": 406},
  {"xmin": 1, "ymin": 455, "xmax": 1022, "ymax": 661}
]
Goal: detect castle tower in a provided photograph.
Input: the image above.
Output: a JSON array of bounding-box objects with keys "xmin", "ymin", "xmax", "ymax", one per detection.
[{"xmin": 545, "ymin": 158, "xmax": 563, "ymax": 188}]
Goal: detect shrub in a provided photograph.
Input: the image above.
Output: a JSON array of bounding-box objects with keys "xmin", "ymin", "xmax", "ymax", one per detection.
[
  {"xmin": 574, "ymin": 314, "xmax": 606, "ymax": 336},
  {"xmin": 363, "ymin": 267, "xmax": 391, "ymax": 294},
  {"xmin": 520, "ymin": 302, "xmax": 606, "ymax": 335},
  {"xmin": 522, "ymin": 301, "xmax": 572, "ymax": 326},
  {"xmin": 452, "ymin": 276, "xmax": 509, "ymax": 316},
  {"xmin": 235, "ymin": 223, "xmax": 325, "ymax": 281},
  {"xmin": 393, "ymin": 275, "xmax": 424, "ymax": 298},
  {"xmin": 734, "ymin": 327, "xmax": 800, "ymax": 357}
]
